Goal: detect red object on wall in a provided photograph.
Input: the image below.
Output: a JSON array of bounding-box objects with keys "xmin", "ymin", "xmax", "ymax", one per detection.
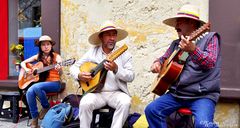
[{"xmin": 0, "ymin": 0, "xmax": 9, "ymax": 79}]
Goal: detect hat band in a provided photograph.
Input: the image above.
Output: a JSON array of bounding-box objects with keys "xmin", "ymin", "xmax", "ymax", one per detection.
[
  {"xmin": 100, "ymin": 26, "xmax": 116, "ymax": 31},
  {"xmin": 177, "ymin": 12, "xmax": 199, "ymax": 19}
]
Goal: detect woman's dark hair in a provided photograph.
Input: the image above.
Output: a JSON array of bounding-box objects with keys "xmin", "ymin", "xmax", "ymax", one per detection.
[{"xmin": 37, "ymin": 42, "xmax": 55, "ymax": 65}]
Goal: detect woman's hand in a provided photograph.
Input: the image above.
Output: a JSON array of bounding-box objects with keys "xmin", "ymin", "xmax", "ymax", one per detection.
[
  {"xmin": 25, "ymin": 68, "xmax": 32, "ymax": 74},
  {"xmin": 55, "ymin": 64, "xmax": 62, "ymax": 71}
]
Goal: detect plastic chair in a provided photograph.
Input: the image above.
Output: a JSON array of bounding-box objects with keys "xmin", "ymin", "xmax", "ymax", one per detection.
[{"xmin": 91, "ymin": 105, "xmax": 115, "ymax": 128}]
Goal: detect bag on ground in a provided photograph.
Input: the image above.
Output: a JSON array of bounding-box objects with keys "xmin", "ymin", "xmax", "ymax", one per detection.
[{"xmin": 41, "ymin": 103, "xmax": 73, "ymax": 128}]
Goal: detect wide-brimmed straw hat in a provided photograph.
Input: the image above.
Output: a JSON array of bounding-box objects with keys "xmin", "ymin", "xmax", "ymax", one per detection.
[
  {"xmin": 88, "ymin": 21, "xmax": 128, "ymax": 45},
  {"xmin": 35, "ymin": 35, "xmax": 56, "ymax": 46},
  {"xmin": 163, "ymin": 4, "xmax": 206, "ymax": 27}
]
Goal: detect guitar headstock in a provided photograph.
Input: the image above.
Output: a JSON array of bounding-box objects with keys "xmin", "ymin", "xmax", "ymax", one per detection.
[
  {"xmin": 189, "ymin": 22, "xmax": 210, "ymax": 41},
  {"xmin": 62, "ymin": 58, "xmax": 76, "ymax": 66}
]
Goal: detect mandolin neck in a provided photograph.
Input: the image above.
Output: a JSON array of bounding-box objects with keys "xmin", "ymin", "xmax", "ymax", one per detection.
[{"xmin": 90, "ymin": 44, "xmax": 128, "ymax": 77}]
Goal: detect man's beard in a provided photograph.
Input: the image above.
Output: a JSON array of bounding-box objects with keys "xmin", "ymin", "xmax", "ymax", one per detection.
[{"xmin": 107, "ymin": 42, "xmax": 115, "ymax": 50}]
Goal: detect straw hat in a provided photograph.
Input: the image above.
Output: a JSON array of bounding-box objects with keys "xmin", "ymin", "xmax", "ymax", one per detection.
[
  {"xmin": 35, "ymin": 35, "xmax": 56, "ymax": 46},
  {"xmin": 88, "ymin": 21, "xmax": 128, "ymax": 45},
  {"xmin": 163, "ymin": 4, "xmax": 206, "ymax": 27}
]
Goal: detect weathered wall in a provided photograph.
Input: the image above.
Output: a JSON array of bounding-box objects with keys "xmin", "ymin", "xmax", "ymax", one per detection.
[{"xmin": 60, "ymin": 0, "xmax": 239, "ymax": 127}]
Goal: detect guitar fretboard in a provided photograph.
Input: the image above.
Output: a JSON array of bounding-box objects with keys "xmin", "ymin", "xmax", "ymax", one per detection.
[
  {"xmin": 37, "ymin": 64, "xmax": 58, "ymax": 74},
  {"xmin": 36, "ymin": 58, "xmax": 75, "ymax": 74},
  {"xmin": 166, "ymin": 23, "xmax": 210, "ymax": 65}
]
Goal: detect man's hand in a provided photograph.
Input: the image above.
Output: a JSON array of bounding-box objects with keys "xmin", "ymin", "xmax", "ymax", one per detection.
[
  {"xmin": 179, "ymin": 35, "xmax": 196, "ymax": 53},
  {"xmin": 78, "ymin": 72, "xmax": 92, "ymax": 82},
  {"xmin": 104, "ymin": 61, "xmax": 118, "ymax": 73},
  {"xmin": 150, "ymin": 61, "xmax": 161, "ymax": 73}
]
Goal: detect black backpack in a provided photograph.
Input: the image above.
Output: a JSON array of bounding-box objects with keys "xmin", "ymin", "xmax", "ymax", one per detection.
[
  {"xmin": 61, "ymin": 94, "xmax": 82, "ymax": 128},
  {"xmin": 62, "ymin": 94, "xmax": 82, "ymax": 108}
]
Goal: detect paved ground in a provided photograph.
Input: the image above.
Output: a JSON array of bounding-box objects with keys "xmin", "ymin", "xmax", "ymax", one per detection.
[
  {"xmin": 0, "ymin": 118, "xmax": 40, "ymax": 128},
  {"xmin": 0, "ymin": 102, "xmax": 43, "ymax": 128},
  {"xmin": 0, "ymin": 90, "xmax": 28, "ymax": 127}
]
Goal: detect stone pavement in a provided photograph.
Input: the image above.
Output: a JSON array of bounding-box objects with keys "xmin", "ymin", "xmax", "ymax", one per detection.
[
  {"xmin": 0, "ymin": 118, "xmax": 29, "ymax": 128},
  {"xmin": 0, "ymin": 118, "xmax": 43, "ymax": 128}
]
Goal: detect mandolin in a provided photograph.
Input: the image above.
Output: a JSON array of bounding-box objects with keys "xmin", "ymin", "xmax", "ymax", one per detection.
[{"xmin": 79, "ymin": 44, "xmax": 128, "ymax": 93}]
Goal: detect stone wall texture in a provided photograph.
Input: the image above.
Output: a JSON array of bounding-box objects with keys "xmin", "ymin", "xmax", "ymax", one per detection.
[{"xmin": 60, "ymin": 0, "xmax": 239, "ymax": 127}]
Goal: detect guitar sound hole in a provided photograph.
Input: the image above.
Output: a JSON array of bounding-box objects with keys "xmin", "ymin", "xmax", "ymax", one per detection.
[
  {"xmin": 33, "ymin": 69, "xmax": 38, "ymax": 76},
  {"xmin": 86, "ymin": 82, "xmax": 89, "ymax": 87}
]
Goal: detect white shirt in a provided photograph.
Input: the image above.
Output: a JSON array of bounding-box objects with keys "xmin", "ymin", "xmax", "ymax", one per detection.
[{"xmin": 69, "ymin": 45, "xmax": 135, "ymax": 94}]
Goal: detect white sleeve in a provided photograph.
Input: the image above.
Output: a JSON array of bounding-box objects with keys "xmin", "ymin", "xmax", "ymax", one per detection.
[
  {"xmin": 69, "ymin": 49, "xmax": 92, "ymax": 80},
  {"xmin": 115, "ymin": 52, "xmax": 135, "ymax": 82}
]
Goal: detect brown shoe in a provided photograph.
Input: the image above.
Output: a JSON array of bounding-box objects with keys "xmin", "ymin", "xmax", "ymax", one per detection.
[
  {"xmin": 31, "ymin": 118, "xmax": 39, "ymax": 128},
  {"xmin": 38, "ymin": 107, "xmax": 50, "ymax": 120}
]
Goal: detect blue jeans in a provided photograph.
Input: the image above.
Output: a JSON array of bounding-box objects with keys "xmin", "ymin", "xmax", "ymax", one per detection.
[
  {"xmin": 26, "ymin": 81, "xmax": 61, "ymax": 118},
  {"xmin": 145, "ymin": 93, "xmax": 218, "ymax": 128}
]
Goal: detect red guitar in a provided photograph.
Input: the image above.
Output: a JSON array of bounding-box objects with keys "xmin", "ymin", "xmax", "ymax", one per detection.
[
  {"xmin": 18, "ymin": 58, "xmax": 75, "ymax": 90},
  {"xmin": 151, "ymin": 23, "xmax": 210, "ymax": 96}
]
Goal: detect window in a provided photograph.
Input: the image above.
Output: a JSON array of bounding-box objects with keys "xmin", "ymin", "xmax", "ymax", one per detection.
[
  {"xmin": 0, "ymin": 0, "xmax": 59, "ymax": 80},
  {"xmin": 9, "ymin": 0, "xmax": 42, "ymax": 76}
]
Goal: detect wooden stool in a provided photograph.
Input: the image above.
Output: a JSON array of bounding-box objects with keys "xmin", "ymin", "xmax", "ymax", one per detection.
[{"xmin": 175, "ymin": 108, "xmax": 194, "ymax": 128}]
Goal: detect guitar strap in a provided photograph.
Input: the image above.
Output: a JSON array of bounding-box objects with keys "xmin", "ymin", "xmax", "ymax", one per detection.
[{"xmin": 93, "ymin": 69, "xmax": 108, "ymax": 93}]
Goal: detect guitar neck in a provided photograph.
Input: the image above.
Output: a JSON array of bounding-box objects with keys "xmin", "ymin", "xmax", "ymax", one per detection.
[
  {"xmin": 167, "ymin": 48, "xmax": 181, "ymax": 63},
  {"xmin": 167, "ymin": 23, "xmax": 210, "ymax": 63},
  {"xmin": 37, "ymin": 63, "xmax": 57, "ymax": 74},
  {"xmin": 36, "ymin": 58, "xmax": 75, "ymax": 74}
]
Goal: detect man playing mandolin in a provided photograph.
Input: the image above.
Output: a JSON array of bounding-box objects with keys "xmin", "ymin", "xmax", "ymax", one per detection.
[
  {"xmin": 145, "ymin": 4, "xmax": 221, "ymax": 128},
  {"xmin": 70, "ymin": 20, "xmax": 134, "ymax": 128}
]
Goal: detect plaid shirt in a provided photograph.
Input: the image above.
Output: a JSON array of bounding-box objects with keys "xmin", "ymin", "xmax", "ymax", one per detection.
[{"xmin": 158, "ymin": 35, "xmax": 219, "ymax": 69}]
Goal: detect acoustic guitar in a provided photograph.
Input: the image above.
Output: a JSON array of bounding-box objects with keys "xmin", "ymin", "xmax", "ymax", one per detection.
[
  {"xmin": 79, "ymin": 44, "xmax": 128, "ymax": 93},
  {"xmin": 151, "ymin": 23, "xmax": 210, "ymax": 96},
  {"xmin": 18, "ymin": 58, "xmax": 76, "ymax": 90}
]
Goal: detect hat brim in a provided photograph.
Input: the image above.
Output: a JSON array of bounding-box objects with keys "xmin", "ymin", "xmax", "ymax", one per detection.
[
  {"xmin": 35, "ymin": 40, "xmax": 56, "ymax": 46},
  {"xmin": 88, "ymin": 28, "xmax": 128, "ymax": 45},
  {"xmin": 163, "ymin": 15, "xmax": 206, "ymax": 27}
]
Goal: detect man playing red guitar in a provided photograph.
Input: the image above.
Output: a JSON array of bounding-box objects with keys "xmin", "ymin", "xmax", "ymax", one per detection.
[{"xmin": 145, "ymin": 4, "xmax": 221, "ymax": 128}]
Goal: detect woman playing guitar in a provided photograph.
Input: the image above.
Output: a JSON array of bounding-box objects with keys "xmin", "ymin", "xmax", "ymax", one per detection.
[{"xmin": 20, "ymin": 35, "xmax": 62, "ymax": 128}]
